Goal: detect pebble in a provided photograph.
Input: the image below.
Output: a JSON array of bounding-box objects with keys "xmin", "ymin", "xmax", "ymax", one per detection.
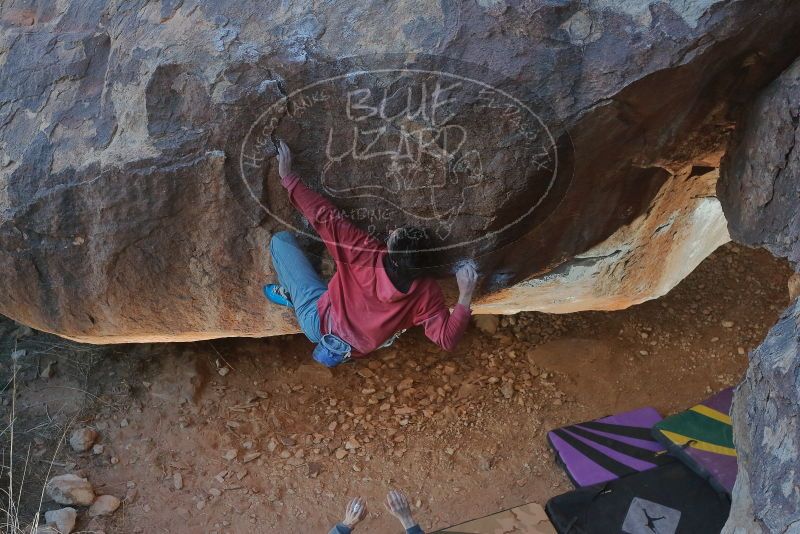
[
  {"xmin": 478, "ymin": 455, "xmax": 493, "ymax": 471},
  {"xmin": 173, "ymin": 472, "xmax": 183, "ymax": 490},
  {"xmin": 222, "ymin": 449, "xmax": 237, "ymax": 461},
  {"xmin": 40, "ymin": 360, "xmax": 56, "ymax": 379},
  {"xmin": 44, "ymin": 507, "xmax": 77, "ymax": 534},
  {"xmin": 335, "ymin": 448, "xmax": 348, "ymax": 460},
  {"xmin": 242, "ymin": 452, "xmax": 262, "ymax": 463},
  {"xmin": 46, "ymin": 474, "xmax": 95, "ymax": 506},
  {"xmin": 69, "ymin": 428, "xmax": 98, "ymax": 453},
  {"xmin": 92, "ymin": 444, "xmax": 104, "ymax": 455},
  {"xmin": 721, "ymin": 320, "xmax": 734, "ymax": 328},
  {"xmin": 278, "ymin": 436, "xmax": 296, "ymax": 447},
  {"xmin": 89, "ymin": 495, "xmax": 121, "ymax": 517},
  {"xmin": 307, "ymin": 462, "xmax": 322, "ymax": 478},
  {"xmin": 474, "ymin": 315, "xmax": 499, "ymax": 335}
]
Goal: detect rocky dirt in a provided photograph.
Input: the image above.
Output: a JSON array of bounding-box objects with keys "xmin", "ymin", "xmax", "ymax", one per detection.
[{"xmin": 0, "ymin": 243, "xmax": 792, "ymax": 533}]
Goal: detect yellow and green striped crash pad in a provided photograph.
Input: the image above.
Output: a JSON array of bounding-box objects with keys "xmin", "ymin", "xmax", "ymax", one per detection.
[{"xmin": 652, "ymin": 387, "xmax": 736, "ymax": 494}]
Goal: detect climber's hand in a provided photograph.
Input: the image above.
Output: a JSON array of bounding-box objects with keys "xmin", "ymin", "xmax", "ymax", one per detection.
[
  {"xmin": 456, "ymin": 261, "xmax": 478, "ymax": 307},
  {"xmin": 276, "ymin": 140, "xmax": 292, "ymax": 179}
]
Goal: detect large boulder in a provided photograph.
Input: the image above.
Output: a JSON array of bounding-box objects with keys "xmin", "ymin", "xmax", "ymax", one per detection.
[
  {"xmin": 2, "ymin": 1, "xmax": 800, "ymax": 342},
  {"xmin": 719, "ymin": 57, "xmax": 800, "ymax": 533},
  {"xmin": 723, "ymin": 300, "xmax": 800, "ymax": 533},
  {"xmin": 720, "ymin": 57, "xmax": 800, "ymax": 269}
]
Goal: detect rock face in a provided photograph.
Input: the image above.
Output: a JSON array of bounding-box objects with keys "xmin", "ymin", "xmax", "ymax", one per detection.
[
  {"xmin": 2, "ymin": 1, "xmax": 800, "ymax": 342},
  {"xmin": 478, "ymin": 167, "xmax": 729, "ymax": 313},
  {"xmin": 719, "ymin": 58, "xmax": 800, "ymax": 534},
  {"xmin": 719, "ymin": 58, "xmax": 800, "ymax": 270},
  {"xmin": 723, "ymin": 300, "xmax": 800, "ymax": 534}
]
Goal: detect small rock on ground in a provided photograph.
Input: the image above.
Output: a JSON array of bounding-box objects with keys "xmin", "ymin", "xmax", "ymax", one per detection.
[
  {"xmin": 474, "ymin": 315, "xmax": 499, "ymax": 335},
  {"xmin": 69, "ymin": 428, "xmax": 98, "ymax": 452},
  {"xmin": 44, "ymin": 507, "xmax": 77, "ymax": 534},
  {"xmin": 46, "ymin": 474, "xmax": 95, "ymax": 506},
  {"xmin": 89, "ymin": 494, "xmax": 121, "ymax": 517}
]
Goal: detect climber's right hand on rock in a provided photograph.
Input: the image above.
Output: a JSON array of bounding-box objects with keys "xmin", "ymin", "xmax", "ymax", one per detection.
[
  {"xmin": 456, "ymin": 261, "xmax": 479, "ymax": 307},
  {"xmin": 276, "ymin": 140, "xmax": 292, "ymax": 179}
]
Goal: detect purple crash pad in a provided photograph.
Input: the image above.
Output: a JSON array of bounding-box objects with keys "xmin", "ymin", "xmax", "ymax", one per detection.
[{"xmin": 547, "ymin": 407, "xmax": 672, "ymax": 488}]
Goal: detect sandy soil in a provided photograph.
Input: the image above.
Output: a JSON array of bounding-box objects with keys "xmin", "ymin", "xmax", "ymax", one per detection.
[{"xmin": 0, "ymin": 242, "xmax": 792, "ymax": 533}]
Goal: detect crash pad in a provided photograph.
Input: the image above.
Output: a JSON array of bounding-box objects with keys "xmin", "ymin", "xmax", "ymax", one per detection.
[
  {"xmin": 547, "ymin": 407, "xmax": 672, "ymax": 487},
  {"xmin": 545, "ymin": 461, "xmax": 731, "ymax": 534},
  {"xmin": 652, "ymin": 387, "xmax": 737, "ymax": 495}
]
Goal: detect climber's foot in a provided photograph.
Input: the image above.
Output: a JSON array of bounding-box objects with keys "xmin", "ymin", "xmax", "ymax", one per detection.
[{"xmin": 263, "ymin": 284, "xmax": 293, "ymax": 308}]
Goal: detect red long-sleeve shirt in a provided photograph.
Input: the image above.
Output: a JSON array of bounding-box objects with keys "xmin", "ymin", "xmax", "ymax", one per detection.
[{"xmin": 281, "ymin": 173, "xmax": 471, "ymax": 356}]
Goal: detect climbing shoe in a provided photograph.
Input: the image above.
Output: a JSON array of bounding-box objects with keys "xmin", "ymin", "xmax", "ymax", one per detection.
[{"xmin": 263, "ymin": 284, "xmax": 293, "ymax": 308}]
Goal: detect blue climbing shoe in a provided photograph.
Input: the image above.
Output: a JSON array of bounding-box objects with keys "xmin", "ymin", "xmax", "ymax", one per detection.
[{"xmin": 263, "ymin": 284, "xmax": 293, "ymax": 308}]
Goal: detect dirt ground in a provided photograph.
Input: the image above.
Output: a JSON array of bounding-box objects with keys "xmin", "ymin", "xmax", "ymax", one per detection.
[{"xmin": 0, "ymin": 242, "xmax": 793, "ymax": 534}]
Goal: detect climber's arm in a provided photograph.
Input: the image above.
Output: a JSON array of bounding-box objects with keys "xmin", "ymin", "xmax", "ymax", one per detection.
[
  {"xmin": 276, "ymin": 141, "xmax": 378, "ymax": 262},
  {"xmin": 414, "ymin": 263, "xmax": 478, "ymax": 351}
]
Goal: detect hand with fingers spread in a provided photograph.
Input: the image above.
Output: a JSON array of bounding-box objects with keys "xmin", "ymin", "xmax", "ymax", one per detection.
[
  {"xmin": 276, "ymin": 139, "xmax": 293, "ymax": 179},
  {"xmin": 384, "ymin": 490, "xmax": 420, "ymax": 532},
  {"xmin": 342, "ymin": 497, "xmax": 367, "ymax": 529}
]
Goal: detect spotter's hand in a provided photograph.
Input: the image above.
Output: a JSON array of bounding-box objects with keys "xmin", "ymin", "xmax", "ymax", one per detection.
[{"xmin": 342, "ymin": 497, "xmax": 367, "ymax": 529}]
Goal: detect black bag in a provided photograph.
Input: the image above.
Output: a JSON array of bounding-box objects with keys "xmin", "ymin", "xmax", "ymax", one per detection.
[{"xmin": 545, "ymin": 461, "xmax": 730, "ymax": 534}]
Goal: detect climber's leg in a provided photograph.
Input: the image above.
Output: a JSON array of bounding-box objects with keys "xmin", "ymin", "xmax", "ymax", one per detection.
[{"xmin": 268, "ymin": 231, "xmax": 327, "ymax": 343}]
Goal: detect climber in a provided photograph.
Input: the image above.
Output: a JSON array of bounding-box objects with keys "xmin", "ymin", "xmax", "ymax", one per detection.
[{"xmin": 264, "ymin": 140, "xmax": 479, "ymax": 367}]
